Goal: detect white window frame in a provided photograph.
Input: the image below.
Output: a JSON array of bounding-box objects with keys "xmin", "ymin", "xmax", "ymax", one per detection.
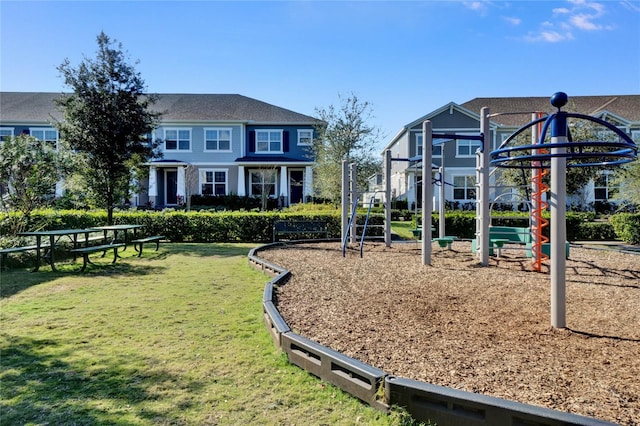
[
  {"xmin": 29, "ymin": 128, "xmax": 59, "ymax": 150},
  {"xmin": 631, "ymin": 130, "xmax": 640, "ymax": 143},
  {"xmin": 255, "ymin": 129, "xmax": 283, "ymax": 153},
  {"xmin": 416, "ymin": 134, "xmax": 443, "ymax": 158},
  {"xmin": 455, "ymin": 133, "xmax": 481, "ymax": 158},
  {"xmin": 0, "ymin": 127, "xmax": 14, "ymax": 141},
  {"xmin": 200, "ymin": 168, "xmax": 228, "ymax": 196},
  {"xmin": 593, "ymin": 172, "xmax": 618, "ymax": 201},
  {"xmin": 164, "ymin": 128, "xmax": 191, "ymax": 152},
  {"xmin": 297, "ymin": 129, "xmax": 313, "ymax": 146},
  {"xmin": 249, "ymin": 169, "xmax": 278, "ymax": 197},
  {"xmin": 204, "ymin": 128, "xmax": 232, "ymax": 152},
  {"xmin": 452, "ymin": 174, "xmax": 477, "ymax": 201}
]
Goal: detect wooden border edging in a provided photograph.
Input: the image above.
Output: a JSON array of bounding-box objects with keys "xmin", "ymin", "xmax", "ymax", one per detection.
[
  {"xmin": 249, "ymin": 241, "xmax": 615, "ymax": 425},
  {"xmin": 385, "ymin": 376, "xmax": 617, "ymax": 426},
  {"xmin": 281, "ymin": 331, "xmax": 388, "ymax": 411}
]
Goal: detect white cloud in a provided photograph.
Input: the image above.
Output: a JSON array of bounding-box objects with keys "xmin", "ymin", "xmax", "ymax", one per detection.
[
  {"xmin": 571, "ymin": 14, "xmax": 600, "ymax": 30},
  {"xmin": 464, "ymin": 1, "xmax": 485, "ymax": 11},
  {"xmin": 525, "ymin": 30, "xmax": 574, "ymax": 43},
  {"xmin": 503, "ymin": 16, "xmax": 522, "ymax": 26},
  {"xmin": 524, "ymin": 0, "xmax": 614, "ymax": 43}
]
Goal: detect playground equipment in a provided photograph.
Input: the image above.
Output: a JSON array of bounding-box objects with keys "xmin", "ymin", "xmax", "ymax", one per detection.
[
  {"xmin": 382, "ymin": 112, "xmax": 491, "ymax": 266},
  {"xmin": 491, "ymin": 92, "xmax": 637, "ymax": 328},
  {"xmin": 341, "ymin": 160, "xmax": 386, "ymax": 258}
]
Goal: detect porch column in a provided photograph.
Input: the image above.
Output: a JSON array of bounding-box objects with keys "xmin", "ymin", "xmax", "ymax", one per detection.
[
  {"xmin": 280, "ymin": 166, "xmax": 288, "ymax": 205},
  {"xmin": 237, "ymin": 166, "xmax": 246, "ymax": 196},
  {"xmin": 304, "ymin": 166, "xmax": 313, "ymax": 202},
  {"xmin": 148, "ymin": 165, "xmax": 158, "ymax": 207},
  {"xmin": 149, "ymin": 166, "xmax": 158, "ymax": 197},
  {"xmin": 177, "ymin": 166, "xmax": 186, "ymax": 200},
  {"xmin": 55, "ymin": 181, "xmax": 64, "ymax": 197}
]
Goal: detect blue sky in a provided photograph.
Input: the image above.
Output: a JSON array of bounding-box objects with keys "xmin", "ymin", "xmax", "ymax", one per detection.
[{"xmin": 1, "ymin": 0, "xmax": 639, "ymax": 147}]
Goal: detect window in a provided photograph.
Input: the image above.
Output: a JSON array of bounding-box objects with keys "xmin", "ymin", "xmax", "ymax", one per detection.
[
  {"xmin": 453, "ymin": 175, "xmax": 476, "ymax": 200},
  {"xmin": 205, "ymin": 128, "xmax": 231, "ymax": 151},
  {"xmin": 164, "ymin": 129, "xmax": 191, "ymax": 151},
  {"xmin": 30, "ymin": 128, "xmax": 58, "ymax": 149},
  {"xmin": 201, "ymin": 169, "xmax": 228, "ymax": 196},
  {"xmin": 594, "ymin": 172, "xmax": 618, "ymax": 201},
  {"xmin": 250, "ymin": 170, "xmax": 277, "ymax": 197},
  {"xmin": 456, "ymin": 139, "xmax": 481, "ymax": 157},
  {"xmin": 0, "ymin": 128, "xmax": 14, "ymax": 141},
  {"xmin": 256, "ymin": 130, "xmax": 282, "ymax": 153},
  {"xmin": 631, "ymin": 130, "xmax": 640, "ymax": 143},
  {"xmin": 416, "ymin": 134, "xmax": 442, "ymax": 157},
  {"xmin": 297, "ymin": 129, "xmax": 313, "ymax": 145}
]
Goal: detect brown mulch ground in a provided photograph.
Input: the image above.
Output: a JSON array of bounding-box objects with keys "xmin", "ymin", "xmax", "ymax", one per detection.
[{"xmin": 258, "ymin": 241, "xmax": 640, "ymax": 425}]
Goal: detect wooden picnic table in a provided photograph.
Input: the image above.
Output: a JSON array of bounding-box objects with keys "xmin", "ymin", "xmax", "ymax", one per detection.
[{"xmin": 17, "ymin": 228, "xmax": 102, "ymax": 272}]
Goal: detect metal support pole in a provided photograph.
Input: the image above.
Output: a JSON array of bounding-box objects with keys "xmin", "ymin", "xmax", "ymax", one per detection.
[
  {"xmin": 341, "ymin": 160, "xmax": 349, "ymax": 242},
  {"xmin": 438, "ymin": 166, "xmax": 445, "ymax": 238},
  {"xmin": 422, "ymin": 121, "xmax": 433, "ymax": 266},
  {"xmin": 479, "ymin": 107, "xmax": 491, "ymax": 266},
  {"xmin": 550, "ymin": 113, "xmax": 567, "ymax": 328},
  {"xmin": 350, "ymin": 163, "xmax": 357, "ymax": 244},
  {"xmin": 385, "ymin": 150, "xmax": 392, "ymax": 247}
]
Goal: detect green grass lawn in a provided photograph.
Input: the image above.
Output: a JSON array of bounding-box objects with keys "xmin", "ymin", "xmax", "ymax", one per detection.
[
  {"xmin": 390, "ymin": 221, "xmax": 418, "ymax": 240},
  {"xmin": 0, "ymin": 243, "xmax": 415, "ymax": 425}
]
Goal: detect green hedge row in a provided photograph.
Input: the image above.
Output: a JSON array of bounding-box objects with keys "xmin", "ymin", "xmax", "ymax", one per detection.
[
  {"xmin": 1, "ymin": 209, "xmax": 637, "ymax": 245},
  {"xmin": 0, "ymin": 209, "xmax": 385, "ymax": 244},
  {"xmin": 412, "ymin": 211, "xmax": 639, "ymax": 243}
]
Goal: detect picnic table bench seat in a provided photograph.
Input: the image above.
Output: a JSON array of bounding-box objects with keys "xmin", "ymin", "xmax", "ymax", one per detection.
[
  {"xmin": 0, "ymin": 244, "xmax": 51, "ymax": 269},
  {"xmin": 131, "ymin": 236, "xmax": 165, "ymax": 257},
  {"xmin": 75, "ymin": 235, "xmax": 107, "ymax": 245},
  {"xmin": 71, "ymin": 243, "xmax": 125, "ymax": 272}
]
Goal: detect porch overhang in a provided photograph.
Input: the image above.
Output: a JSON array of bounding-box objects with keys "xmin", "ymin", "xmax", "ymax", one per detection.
[{"xmin": 234, "ymin": 156, "xmax": 314, "ymax": 167}]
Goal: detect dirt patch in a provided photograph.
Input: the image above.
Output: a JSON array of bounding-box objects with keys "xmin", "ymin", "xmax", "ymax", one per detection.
[{"xmin": 258, "ymin": 241, "xmax": 640, "ymax": 425}]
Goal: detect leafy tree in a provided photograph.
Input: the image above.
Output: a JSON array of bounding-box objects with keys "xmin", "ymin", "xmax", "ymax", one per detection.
[
  {"xmin": 612, "ymin": 159, "xmax": 640, "ymax": 209},
  {"xmin": 0, "ymin": 134, "xmax": 73, "ymax": 230},
  {"xmin": 55, "ymin": 32, "xmax": 161, "ymax": 224},
  {"xmin": 311, "ymin": 93, "xmax": 383, "ymax": 203}
]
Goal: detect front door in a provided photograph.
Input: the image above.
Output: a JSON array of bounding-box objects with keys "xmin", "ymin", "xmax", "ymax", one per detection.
[
  {"xmin": 289, "ymin": 170, "xmax": 304, "ymax": 204},
  {"xmin": 165, "ymin": 169, "xmax": 178, "ymax": 205}
]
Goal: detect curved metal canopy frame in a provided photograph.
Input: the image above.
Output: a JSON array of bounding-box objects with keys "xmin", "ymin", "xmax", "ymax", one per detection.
[{"xmin": 491, "ymin": 113, "xmax": 638, "ymax": 169}]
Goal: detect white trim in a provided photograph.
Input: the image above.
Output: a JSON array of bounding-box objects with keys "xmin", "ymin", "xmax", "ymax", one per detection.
[
  {"xmin": 255, "ymin": 129, "xmax": 283, "ymax": 154},
  {"xmin": 163, "ymin": 128, "xmax": 192, "ymax": 152},
  {"xmin": 455, "ymin": 132, "xmax": 482, "ymax": 158},
  {"xmin": 0, "ymin": 127, "xmax": 15, "ymax": 140},
  {"xmin": 204, "ymin": 127, "xmax": 233, "ymax": 152},
  {"xmin": 451, "ymin": 170, "xmax": 478, "ymax": 202},
  {"xmin": 28, "ymin": 127, "xmax": 59, "ymax": 150},
  {"xmin": 297, "ymin": 129, "xmax": 313, "ymax": 146},
  {"xmin": 248, "ymin": 169, "xmax": 278, "ymax": 197},
  {"xmin": 199, "ymin": 168, "xmax": 229, "ymax": 196},
  {"xmin": 416, "ymin": 133, "xmax": 442, "ymax": 158}
]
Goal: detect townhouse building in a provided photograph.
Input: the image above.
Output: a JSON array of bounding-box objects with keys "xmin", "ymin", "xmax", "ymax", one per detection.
[{"xmin": 0, "ymin": 92, "xmax": 320, "ymax": 208}]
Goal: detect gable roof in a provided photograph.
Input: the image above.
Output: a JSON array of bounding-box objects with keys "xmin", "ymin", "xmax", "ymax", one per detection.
[
  {"xmin": 0, "ymin": 92, "xmax": 319, "ymax": 125},
  {"xmin": 461, "ymin": 95, "xmax": 640, "ymax": 127}
]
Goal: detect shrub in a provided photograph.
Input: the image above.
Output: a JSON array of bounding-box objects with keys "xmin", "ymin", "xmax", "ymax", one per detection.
[{"xmin": 610, "ymin": 213, "xmax": 640, "ymax": 245}]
